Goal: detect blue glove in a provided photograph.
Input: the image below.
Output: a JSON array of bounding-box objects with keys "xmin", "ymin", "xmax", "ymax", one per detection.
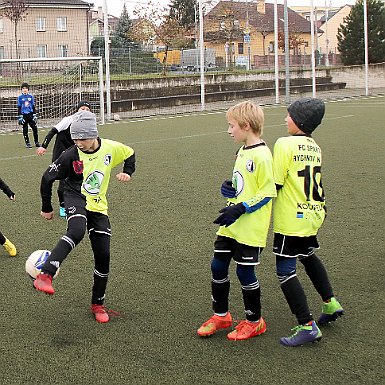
[
  {"xmin": 18, "ymin": 115, "xmax": 25, "ymax": 125},
  {"xmin": 221, "ymin": 179, "xmax": 236, "ymax": 198},
  {"xmin": 214, "ymin": 203, "xmax": 246, "ymax": 227},
  {"xmin": 32, "ymin": 114, "xmax": 38, "ymax": 123}
]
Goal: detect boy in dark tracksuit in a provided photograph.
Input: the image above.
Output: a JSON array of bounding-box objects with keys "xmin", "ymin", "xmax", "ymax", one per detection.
[
  {"xmin": 36, "ymin": 101, "xmax": 92, "ymax": 217},
  {"xmin": 33, "ymin": 111, "xmax": 136, "ymax": 323},
  {"xmin": 17, "ymin": 82, "xmax": 39, "ymax": 148}
]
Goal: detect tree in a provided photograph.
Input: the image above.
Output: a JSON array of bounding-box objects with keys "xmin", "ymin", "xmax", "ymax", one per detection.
[
  {"xmin": 337, "ymin": 0, "xmax": 385, "ymax": 65},
  {"xmin": 169, "ymin": 0, "xmax": 197, "ymax": 29},
  {"xmin": 0, "ymin": 0, "xmax": 28, "ymax": 59},
  {"xmin": 112, "ymin": 3, "xmax": 135, "ymax": 50},
  {"xmin": 204, "ymin": 1, "xmax": 244, "ymax": 69},
  {"xmin": 132, "ymin": 1, "xmax": 193, "ymax": 74}
]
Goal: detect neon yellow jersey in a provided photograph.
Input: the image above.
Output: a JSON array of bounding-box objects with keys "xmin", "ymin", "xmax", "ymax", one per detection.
[
  {"xmin": 78, "ymin": 139, "xmax": 134, "ymax": 214},
  {"xmin": 273, "ymin": 135, "xmax": 326, "ymax": 236},
  {"xmin": 217, "ymin": 143, "xmax": 276, "ymax": 247}
]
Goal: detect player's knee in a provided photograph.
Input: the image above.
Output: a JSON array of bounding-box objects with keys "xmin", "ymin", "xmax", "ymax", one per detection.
[
  {"xmin": 211, "ymin": 256, "xmax": 229, "ymax": 280},
  {"xmin": 276, "ymin": 256, "xmax": 297, "ymax": 284},
  {"xmin": 236, "ymin": 264, "xmax": 257, "ymax": 286},
  {"xmin": 66, "ymin": 216, "xmax": 87, "ymax": 245}
]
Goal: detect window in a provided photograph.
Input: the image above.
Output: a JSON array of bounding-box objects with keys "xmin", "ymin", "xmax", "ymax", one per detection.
[
  {"xmin": 268, "ymin": 42, "xmax": 275, "ymax": 53},
  {"xmin": 0, "ymin": 18, "xmax": 4, "ymax": 33},
  {"xmin": 58, "ymin": 44, "xmax": 68, "ymax": 57},
  {"xmin": 57, "ymin": 17, "xmax": 67, "ymax": 32},
  {"xmin": 36, "ymin": 17, "xmax": 46, "ymax": 31},
  {"xmin": 238, "ymin": 42, "xmax": 244, "ymax": 55},
  {"xmin": 0, "ymin": 46, "xmax": 5, "ymax": 59},
  {"xmin": 233, "ymin": 20, "xmax": 240, "ymax": 29},
  {"xmin": 37, "ymin": 45, "xmax": 47, "ymax": 58}
]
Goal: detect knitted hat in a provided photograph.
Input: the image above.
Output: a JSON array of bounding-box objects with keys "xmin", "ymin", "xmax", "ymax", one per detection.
[
  {"xmin": 70, "ymin": 111, "xmax": 98, "ymax": 140},
  {"xmin": 287, "ymin": 97, "xmax": 325, "ymax": 134},
  {"xmin": 76, "ymin": 100, "xmax": 92, "ymax": 111}
]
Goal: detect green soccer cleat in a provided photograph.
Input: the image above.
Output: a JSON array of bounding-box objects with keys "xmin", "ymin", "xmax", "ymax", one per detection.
[{"xmin": 318, "ymin": 297, "xmax": 344, "ymax": 325}]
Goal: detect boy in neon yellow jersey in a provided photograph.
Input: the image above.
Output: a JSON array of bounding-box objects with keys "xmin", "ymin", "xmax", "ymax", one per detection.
[
  {"xmin": 197, "ymin": 101, "xmax": 276, "ymax": 340},
  {"xmin": 273, "ymin": 97, "xmax": 344, "ymax": 347},
  {"xmin": 33, "ymin": 111, "xmax": 135, "ymax": 323}
]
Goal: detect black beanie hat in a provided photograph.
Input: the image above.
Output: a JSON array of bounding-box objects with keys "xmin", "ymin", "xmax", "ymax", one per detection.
[
  {"xmin": 76, "ymin": 100, "xmax": 92, "ymax": 111},
  {"xmin": 287, "ymin": 97, "xmax": 325, "ymax": 134}
]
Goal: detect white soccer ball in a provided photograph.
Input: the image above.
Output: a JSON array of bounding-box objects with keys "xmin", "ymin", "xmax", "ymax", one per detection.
[{"xmin": 25, "ymin": 250, "xmax": 59, "ymax": 279}]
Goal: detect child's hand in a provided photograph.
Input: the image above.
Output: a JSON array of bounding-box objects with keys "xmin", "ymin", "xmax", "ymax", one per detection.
[
  {"xmin": 41, "ymin": 211, "xmax": 54, "ymax": 220},
  {"xmin": 221, "ymin": 180, "xmax": 237, "ymax": 198},
  {"xmin": 36, "ymin": 147, "xmax": 46, "ymax": 156},
  {"xmin": 214, "ymin": 203, "xmax": 246, "ymax": 227},
  {"xmin": 116, "ymin": 173, "xmax": 131, "ymax": 182}
]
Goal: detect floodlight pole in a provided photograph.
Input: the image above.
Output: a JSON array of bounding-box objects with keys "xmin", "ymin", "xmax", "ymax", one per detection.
[
  {"xmin": 274, "ymin": 0, "xmax": 279, "ymax": 104},
  {"xmin": 284, "ymin": 0, "xmax": 290, "ymax": 104},
  {"xmin": 310, "ymin": 0, "xmax": 316, "ymax": 97},
  {"xmin": 363, "ymin": 0, "xmax": 369, "ymax": 96},
  {"xmin": 103, "ymin": 0, "xmax": 111, "ymax": 120},
  {"xmin": 199, "ymin": 0, "xmax": 205, "ymax": 110},
  {"xmin": 324, "ymin": 0, "xmax": 330, "ymax": 67}
]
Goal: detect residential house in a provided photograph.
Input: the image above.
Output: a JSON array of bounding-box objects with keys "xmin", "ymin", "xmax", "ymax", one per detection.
[
  {"xmin": 290, "ymin": 3, "xmax": 352, "ymax": 57},
  {"xmin": 0, "ymin": 0, "xmax": 93, "ymax": 60},
  {"xmin": 204, "ymin": 0, "xmax": 321, "ymax": 69},
  {"xmin": 89, "ymin": 6, "xmax": 119, "ymax": 43},
  {"xmin": 317, "ymin": 5, "xmax": 352, "ymax": 55}
]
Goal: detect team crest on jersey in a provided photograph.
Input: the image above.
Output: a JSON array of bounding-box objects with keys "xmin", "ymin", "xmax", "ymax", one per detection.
[
  {"xmin": 233, "ymin": 171, "xmax": 244, "ymax": 195},
  {"xmin": 72, "ymin": 160, "xmax": 84, "ymax": 174},
  {"xmin": 104, "ymin": 154, "xmax": 112, "ymax": 165},
  {"xmin": 246, "ymin": 160, "xmax": 255, "ymax": 173},
  {"xmin": 83, "ymin": 170, "xmax": 104, "ymax": 195}
]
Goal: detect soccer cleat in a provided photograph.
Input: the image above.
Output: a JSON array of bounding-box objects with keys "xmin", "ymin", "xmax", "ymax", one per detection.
[
  {"xmin": 25, "ymin": 143, "xmax": 32, "ymax": 149},
  {"xmin": 91, "ymin": 304, "xmax": 110, "ymax": 323},
  {"xmin": 35, "ymin": 142, "xmax": 41, "ymax": 147},
  {"xmin": 33, "ymin": 273, "xmax": 55, "ymax": 295},
  {"xmin": 318, "ymin": 297, "xmax": 344, "ymax": 325},
  {"xmin": 280, "ymin": 321, "xmax": 322, "ymax": 347},
  {"xmin": 227, "ymin": 317, "xmax": 267, "ymax": 341},
  {"xmin": 59, "ymin": 207, "xmax": 66, "ymax": 217},
  {"xmin": 3, "ymin": 238, "xmax": 17, "ymax": 257},
  {"xmin": 197, "ymin": 312, "xmax": 233, "ymax": 337}
]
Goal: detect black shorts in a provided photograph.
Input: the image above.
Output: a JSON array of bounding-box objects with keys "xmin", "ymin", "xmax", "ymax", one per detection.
[
  {"xmin": 214, "ymin": 236, "xmax": 263, "ymax": 265},
  {"xmin": 273, "ymin": 233, "xmax": 319, "ymax": 258},
  {"xmin": 65, "ymin": 191, "xmax": 111, "ymax": 236}
]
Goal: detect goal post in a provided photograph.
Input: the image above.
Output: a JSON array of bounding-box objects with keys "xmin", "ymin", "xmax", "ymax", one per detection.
[{"xmin": 0, "ymin": 56, "xmax": 104, "ymax": 132}]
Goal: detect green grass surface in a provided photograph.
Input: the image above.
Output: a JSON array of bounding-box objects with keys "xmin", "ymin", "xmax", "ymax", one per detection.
[{"xmin": 0, "ymin": 96, "xmax": 384, "ymax": 384}]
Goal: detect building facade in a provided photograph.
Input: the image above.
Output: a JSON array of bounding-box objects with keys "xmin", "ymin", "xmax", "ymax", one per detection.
[{"xmin": 0, "ymin": 0, "xmax": 92, "ymax": 60}]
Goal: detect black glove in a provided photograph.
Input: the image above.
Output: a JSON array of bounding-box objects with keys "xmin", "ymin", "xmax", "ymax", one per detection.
[
  {"xmin": 221, "ymin": 180, "xmax": 236, "ymax": 198},
  {"xmin": 32, "ymin": 114, "xmax": 38, "ymax": 123},
  {"xmin": 18, "ymin": 115, "xmax": 25, "ymax": 125},
  {"xmin": 214, "ymin": 203, "xmax": 246, "ymax": 227}
]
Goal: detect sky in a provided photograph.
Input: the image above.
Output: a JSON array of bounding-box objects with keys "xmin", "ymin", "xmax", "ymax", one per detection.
[{"xmin": 91, "ymin": 0, "xmax": 358, "ymax": 18}]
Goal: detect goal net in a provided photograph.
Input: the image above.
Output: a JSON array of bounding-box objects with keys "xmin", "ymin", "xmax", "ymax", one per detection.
[{"xmin": 0, "ymin": 56, "xmax": 104, "ymax": 132}]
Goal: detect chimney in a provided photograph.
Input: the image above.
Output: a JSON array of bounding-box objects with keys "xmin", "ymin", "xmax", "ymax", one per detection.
[
  {"xmin": 257, "ymin": 0, "xmax": 265, "ymax": 15},
  {"xmin": 98, "ymin": 6, "xmax": 103, "ymax": 19}
]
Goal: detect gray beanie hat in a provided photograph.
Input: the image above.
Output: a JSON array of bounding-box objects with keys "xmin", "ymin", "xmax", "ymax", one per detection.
[
  {"xmin": 70, "ymin": 110, "xmax": 98, "ymax": 139},
  {"xmin": 288, "ymin": 97, "xmax": 325, "ymax": 134}
]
